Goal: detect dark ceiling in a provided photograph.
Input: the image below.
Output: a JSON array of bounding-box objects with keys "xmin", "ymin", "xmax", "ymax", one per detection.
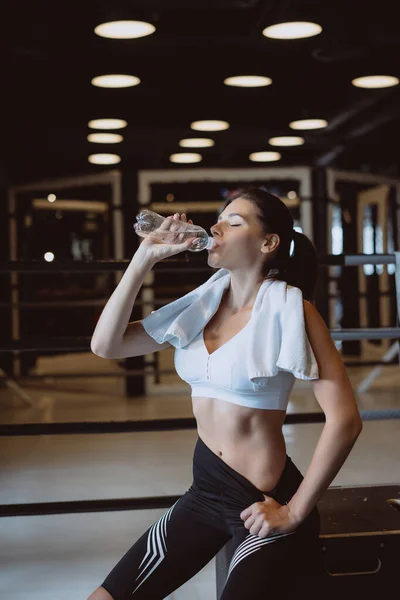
[{"xmin": 4, "ymin": 0, "xmax": 400, "ymax": 184}]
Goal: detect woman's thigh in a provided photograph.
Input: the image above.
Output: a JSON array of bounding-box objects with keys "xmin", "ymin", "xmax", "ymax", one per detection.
[
  {"xmin": 220, "ymin": 514, "xmax": 321, "ymax": 600},
  {"xmin": 101, "ymin": 497, "xmax": 230, "ymax": 600}
]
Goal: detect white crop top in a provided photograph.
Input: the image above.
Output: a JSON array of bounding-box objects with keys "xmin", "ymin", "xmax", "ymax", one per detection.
[
  {"xmin": 142, "ymin": 270, "xmax": 319, "ymax": 411},
  {"xmin": 174, "ymin": 319, "xmax": 296, "ymax": 411}
]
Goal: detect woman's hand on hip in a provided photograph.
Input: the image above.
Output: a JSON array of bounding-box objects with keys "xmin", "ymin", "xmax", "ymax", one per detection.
[{"xmin": 240, "ymin": 495, "xmax": 301, "ymax": 538}]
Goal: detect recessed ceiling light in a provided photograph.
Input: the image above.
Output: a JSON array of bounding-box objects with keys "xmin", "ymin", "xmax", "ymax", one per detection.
[
  {"xmin": 91, "ymin": 75, "xmax": 141, "ymax": 88},
  {"xmin": 190, "ymin": 120, "xmax": 230, "ymax": 131},
  {"xmin": 94, "ymin": 20, "xmax": 155, "ymax": 40},
  {"xmin": 88, "ymin": 154, "xmax": 121, "ymax": 165},
  {"xmin": 263, "ymin": 21, "xmax": 322, "ymax": 40},
  {"xmin": 224, "ymin": 75, "xmax": 272, "ymax": 87},
  {"xmin": 269, "ymin": 136, "xmax": 304, "ymax": 146},
  {"xmin": 179, "ymin": 138, "xmax": 215, "ymax": 148},
  {"xmin": 352, "ymin": 75, "xmax": 399, "ymax": 89},
  {"xmin": 289, "ymin": 119, "xmax": 327, "ymax": 130},
  {"xmin": 87, "ymin": 133, "xmax": 123, "ymax": 144},
  {"xmin": 169, "ymin": 153, "xmax": 202, "ymax": 163},
  {"xmin": 88, "ymin": 119, "xmax": 127, "ymax": 130},
  {"xmin": 249, "ymin": 151, "xmax": 281, "ymax": 162}
]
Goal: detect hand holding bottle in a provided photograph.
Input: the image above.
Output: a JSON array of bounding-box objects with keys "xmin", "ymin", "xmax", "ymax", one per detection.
[{"xmin": 137, "ymin": 212, "xmax": 199, "ymax": 263}]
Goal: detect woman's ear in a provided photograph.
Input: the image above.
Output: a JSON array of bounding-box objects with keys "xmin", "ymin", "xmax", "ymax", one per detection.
[{"xmin": 261, "ymin": 233, "xmax": 280, "ymax": 255}]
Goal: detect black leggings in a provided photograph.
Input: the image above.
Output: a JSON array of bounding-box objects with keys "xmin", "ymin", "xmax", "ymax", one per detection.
[{"xmin": 101, "ymin": 436, "xmax": 321, "ymax": 600}]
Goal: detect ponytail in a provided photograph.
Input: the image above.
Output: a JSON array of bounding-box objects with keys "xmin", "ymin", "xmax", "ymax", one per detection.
[{"xmin": 265, "ymin": 231, "xmax": 319, "ymax": 303}]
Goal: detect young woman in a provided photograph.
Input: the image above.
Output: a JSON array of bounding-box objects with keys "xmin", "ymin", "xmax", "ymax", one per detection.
[{"xmin": 89, "ymin": 187, "xmax": 362, "ymax": 600}]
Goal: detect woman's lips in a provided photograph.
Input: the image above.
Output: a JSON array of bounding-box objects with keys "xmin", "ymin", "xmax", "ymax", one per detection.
[{"xmin": 208, "ymin": 242, "xmax": 220, "ymax": 252}]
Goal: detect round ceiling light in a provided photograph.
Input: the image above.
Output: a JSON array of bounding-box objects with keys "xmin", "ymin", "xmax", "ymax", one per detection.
[
  {"xmin": 268, "ymin": 136, "xmax": 304, "ymax": 146},
  {"xmin": 249, "ymin": 151, "xmax": 281, "ymax": 162},
  {"xmin": 170, "ymin": 153, "xmax": 202, "ymax": 164},
  {"xmin": 352, "ymin": 75, "xmax": 399, "ymax": 89},
  {"xmin": 89, "ymin": 154, "xmax": 121, "ymax": 165},
  {"xmin": 91, "ymin": 75, "xmax": 141, "ymax": 88},
  {"xmin": 289, "ymin": 119, "xmax": 327, "ymax": 130},
  {"xmin": 179, "ymin": 138, "xmax": 215, "ymax": 148},
  {"xmin": 94, "ymin": 20, "xmax": 155, "ymax": 39},
  {"xmin": 224, "ymin": 75, "xmax": 272, "ymax": 87},
  {"xmin": 87, "ymin": 133, "xmax": 123, "ymax": 144},
  {"xmin": 88, "ymin": 119, "xmax": 127, "ymax": 130},
  {"xmin": 263, "ymin": 21, "xmax": 322, "ymax": 40},
  {"xmin": 190, "ymin": 120, "xmax": 230, "ymax": 131}
]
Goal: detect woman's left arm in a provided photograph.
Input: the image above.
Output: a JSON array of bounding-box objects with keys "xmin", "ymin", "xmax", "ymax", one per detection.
[{"xmin": 287, "ymin": 300, "xmax": 363, "ymax": 525}]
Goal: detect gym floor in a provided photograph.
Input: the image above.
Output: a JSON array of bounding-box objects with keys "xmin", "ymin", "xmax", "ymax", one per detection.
[{"xmin": 1, "ymin": 347, "xmax": 399, "ymax": 600}]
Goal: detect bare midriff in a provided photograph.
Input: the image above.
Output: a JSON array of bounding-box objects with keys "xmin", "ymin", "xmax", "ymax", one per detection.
[
  {"xmin": 193, "ymin": 398, "xmax": 287, "ymax": 492},
  {"xmin": 192, "ymin": 289, "xmax": 288, "ymax": 493}
]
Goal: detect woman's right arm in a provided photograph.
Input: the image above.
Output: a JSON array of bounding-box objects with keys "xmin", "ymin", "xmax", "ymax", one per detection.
[
  {"xmin": 90, "ymin": 246, "xmax": 157, "ymax": 359},
  {"xmin": 90, "ymin": 212, "xmax": 196, "ymax": 359}
]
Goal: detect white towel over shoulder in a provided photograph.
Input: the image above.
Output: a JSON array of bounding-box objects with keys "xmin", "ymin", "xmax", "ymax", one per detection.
[{"xmin": 142, "ymin": 268, "xmax": 319, "ymax": 388}]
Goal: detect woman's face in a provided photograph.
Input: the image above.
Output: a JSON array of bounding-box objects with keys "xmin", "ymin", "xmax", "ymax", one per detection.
[{"xmin": 208, "ymin": 198, "xmax": 275, "ymax": 272}]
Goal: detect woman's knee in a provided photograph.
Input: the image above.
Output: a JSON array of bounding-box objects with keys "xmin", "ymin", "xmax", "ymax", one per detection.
[{"xmin": 87, "ymin": 586, "xmax": 115, "ymax": 600}]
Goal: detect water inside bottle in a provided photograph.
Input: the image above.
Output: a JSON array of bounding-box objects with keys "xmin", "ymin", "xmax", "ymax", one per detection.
[{"xmin": 134, "ymin": 212, "xmax": 215, "ymax": 251}]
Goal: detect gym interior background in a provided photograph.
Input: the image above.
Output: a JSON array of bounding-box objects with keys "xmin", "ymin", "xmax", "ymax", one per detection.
[{"xmin": 1, "ymin": 1, "xmax": 399, "ymax": 599}]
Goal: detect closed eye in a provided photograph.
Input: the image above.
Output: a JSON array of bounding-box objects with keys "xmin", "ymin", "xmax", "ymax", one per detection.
[{"xmin": 216, "ymin": 220, "xmax": 241, "ymax": 227}]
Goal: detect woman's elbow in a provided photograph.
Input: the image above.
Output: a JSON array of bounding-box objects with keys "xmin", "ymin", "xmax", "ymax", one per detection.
[
  {"xmin": 338, "ymin": 412, "xmax": 363, "ymax": 440},
  {"xmin": 90, "ymin": 339, "xmax": 112, "ymax": 359},
  {"xmin": 325, "ymin": 406, "xmax": 363, "ymax": 439},
  {"xmin": 350, "ymin": 414, "xmax": 363, "ymax": 438}
]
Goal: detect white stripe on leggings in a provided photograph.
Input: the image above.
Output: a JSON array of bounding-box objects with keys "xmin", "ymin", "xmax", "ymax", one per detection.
[
  {"xmin": 131, "ymin": 500, "xmax": 178, "ymax": 595},
  {"xmin": 226, "ymin": 531, "xmax": 296, "ymax": 580}
]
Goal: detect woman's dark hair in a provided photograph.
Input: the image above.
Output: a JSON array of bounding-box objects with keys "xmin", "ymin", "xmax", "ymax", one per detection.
[{"xmin": 217, "ymin": 187, "xmax": 319, "ymax": 303}]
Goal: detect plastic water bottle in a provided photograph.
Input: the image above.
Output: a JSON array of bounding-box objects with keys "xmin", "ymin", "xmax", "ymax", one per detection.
[{"xmin": 134, "ymin": 209, "xmax": 216, "ymax": 252}]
